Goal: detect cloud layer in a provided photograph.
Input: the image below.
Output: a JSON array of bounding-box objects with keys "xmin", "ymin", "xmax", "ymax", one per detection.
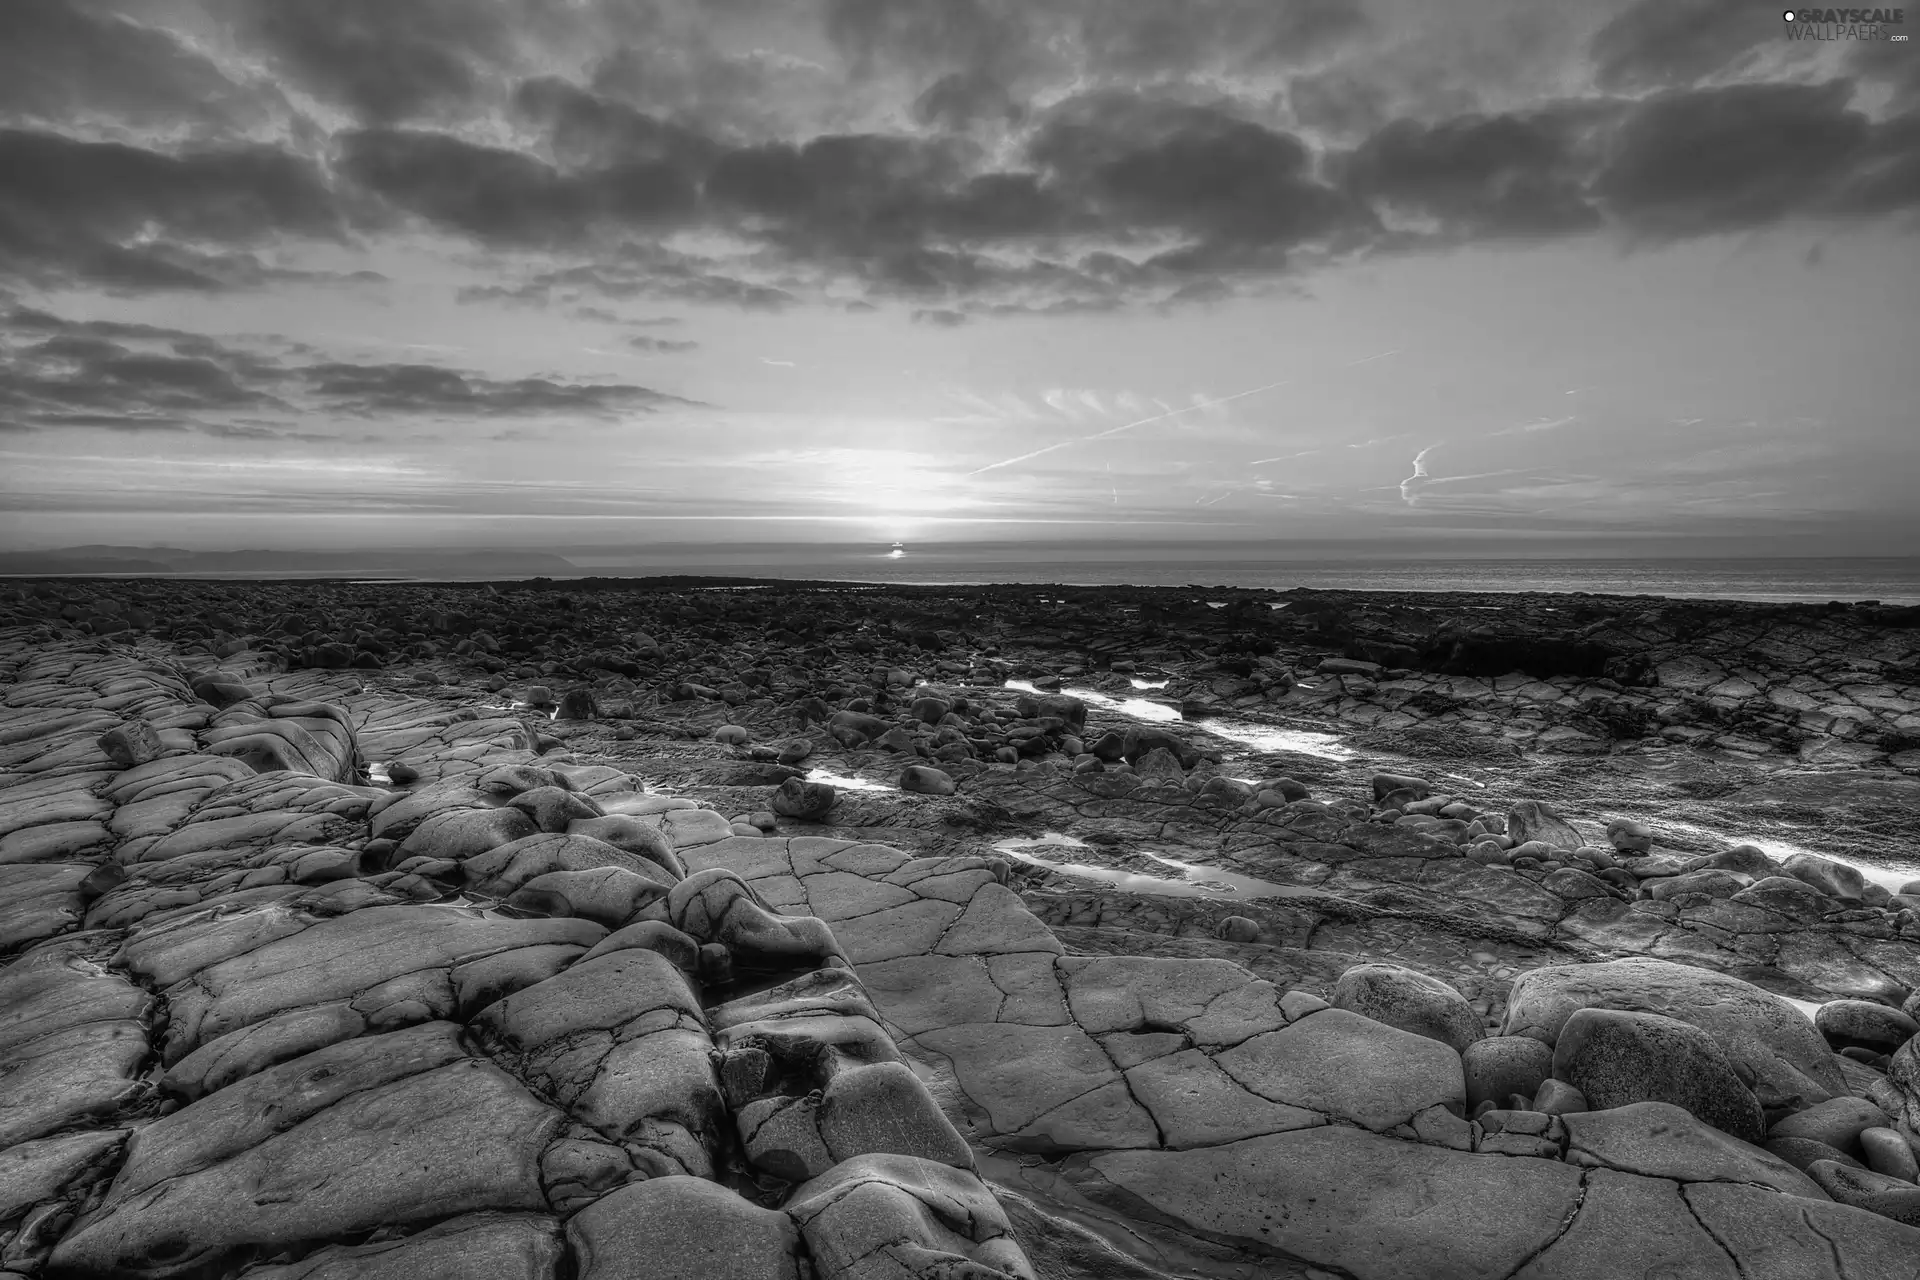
[{"xmin": 1, "ymin": 0, "xmax": 1914, "ymax": 313}]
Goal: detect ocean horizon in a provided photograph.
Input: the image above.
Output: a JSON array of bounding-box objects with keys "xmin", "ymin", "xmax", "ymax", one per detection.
[{"xmin": 19, "ymin": 552, "xmax": 1919, "ymax": 606}]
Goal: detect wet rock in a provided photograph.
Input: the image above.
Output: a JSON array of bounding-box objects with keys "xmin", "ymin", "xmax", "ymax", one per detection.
[{"xmin": 1553, "ymin": 1008, "xmax": 1765, "ymax": 1142}]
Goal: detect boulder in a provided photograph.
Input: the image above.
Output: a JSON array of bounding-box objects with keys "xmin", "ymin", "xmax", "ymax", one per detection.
[
  {"xmin": 1806, "ymin": 1161, "xmax": 1920, "ymax": 1226},
  {"xmin": 1768, "ymin": 1096, "xmax": 1891, "ymax": 1154},
  {"xmin": 1561, "ymin": 1101, "xmax": 1825, "ymax": 1199},
  {"xmin": 1330, "ymin": 963, "xmax": 1485, "ymax": 1053},
  {"xmin": 97, "ymin": 721, "xmax": 165, "ymax": 769},
  {"xmin": 1503, "ymin": 957, "xmax": 1844, "ymax": 1111},
  {"xmin": 568, "ymin": 1176, "xmax": 800, "ymax": 1280},
  {"xmin": 786, "ymin": 1154, "xmax": 1033, "ymax": 1280},
  {"xmin": 1552, "ymin": 1008, "xmax": 1764, "ymax": 1143},
  {"xmin": 1782, "ymin": 853, "xmax": 1868, "ymax": 902},
  {"xmin": 1506, "ymin": 800, "xmax": 1584, "ymax": 853},
  {"xmin": 899, "ymin": 765, "xmax": 956, "ymax": 796},
  {"xmin": 1463, "ymin": 1036, "xmax": 1555, "ymax": 1112},
  {"xmin": 770, "ymin": 778, "xmax": 834, "ymax": 821},
  {"xmin": 1817, "ymin": 1000, "xmax": 1919, "ymax": 1056}
]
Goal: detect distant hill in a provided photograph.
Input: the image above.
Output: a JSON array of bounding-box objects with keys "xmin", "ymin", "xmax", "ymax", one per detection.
[{"xmin": 0, "ymin": 547, "xmax": 581, "ymax": 578}]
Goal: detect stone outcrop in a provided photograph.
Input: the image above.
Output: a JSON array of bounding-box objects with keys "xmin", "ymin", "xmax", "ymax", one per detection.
[{"xmin": 1, "ymin": 580, "xmax": 1918, "ymax": 1280}]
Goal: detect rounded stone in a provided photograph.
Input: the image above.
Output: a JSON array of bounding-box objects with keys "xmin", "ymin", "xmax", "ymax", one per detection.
[
  {"xmin": 1331, "ymin": 963, "xmax": 1485, "ymax": 1053},
  {"xmin": 1861, "ymin": 1126, "xmax": 1920, "ymax": 1182},
  {"xmin": 1782, "ymin": 852, "xmax": 1867, "ymax": 901},
  {"xmin": 771, "ymin": 778, "xmax": 835, "ymax": 820},
  {"xmin": 898, "ymin": 765, "xmax": 956, "ymax": 796},
  {"xmin": 1816, "ymin": 999, "xmax": 1920, "ymax": 1056},
  {"xmin": 555, "ymin": 688, "xmax": 597, "ymax": 720},
  {"xmin": 1553, "ymin": 1008, "xmax": 1764, "ymax": 1142},
  {"xmin": 1216, "ymin": 916, "xmax": 1261, "ymax": 944},
  {"xmin": 1463, "ymin": 1036, "xmax": 1555, "ymax": 1112},
  {"xmin": 1606, "ymin": 818, "xmax": 1654, "ymax": 853}
]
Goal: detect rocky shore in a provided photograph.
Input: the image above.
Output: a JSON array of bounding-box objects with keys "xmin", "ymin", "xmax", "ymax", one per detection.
[{"xmin": 2, "ymin": 575, "xmax": 1919, "ymax": 1279}]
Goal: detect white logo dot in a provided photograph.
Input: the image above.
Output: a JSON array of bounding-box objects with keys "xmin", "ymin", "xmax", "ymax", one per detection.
[{"xmin": 1783, "ymin": 9, "xmax": 1796, "ymax": 18}]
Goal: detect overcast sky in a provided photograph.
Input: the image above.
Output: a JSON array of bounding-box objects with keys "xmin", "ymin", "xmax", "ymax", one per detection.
[{"xmin": 1, "ymin": 0, "xmax": 1916, "ymax": 555}]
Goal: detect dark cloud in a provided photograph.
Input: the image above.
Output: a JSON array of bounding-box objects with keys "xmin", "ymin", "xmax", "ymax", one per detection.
[
  {"xmin": 7, "ymin": 3, "xmax": 1918, "ymax": 319},
  {"xmin": 513, "ymin": 76, "xmax": 719, "ymax": 171},
  {"xmin": 300, "ymin": 361, "xmax": 699, "ymax": 417},
  {"xmin": 1073, "ymin": 0, "xmax": 1370, "ymax": 77},
  {"xmin": 626, "ymin": 334, "xmax": 699, "ymax": 353},
  {"xmin": 1849, "ymin": 39, "xmax": 1920, "ymax": 111},
  {"xmin": 0, "ymin": 0, "xmax": 262, "ymax": 125},
  {"xmin": 458, "ymin": 254, "xmax": 798, "ymax": 311},
  {"xmin": 337, "ymin": 126, "xmax": 700, "ymax": 246},
  {"xmin": 911, "ymin": 308, "xmax": 969, "ymax": 327},
  {"xmin": 823, "ymin": 0, "xmax": 1368, "ymax": 81},
  {"xmin": 0, "ymin": 314, "xmax": 277, "ymax": 433},
  {"xmin": 911, "ymin": 73, "xmax": 1026, "ymax": 133},
  {"xmin": 1343, "ymin": 106, "xmax": 1609, "ymax": 239},
  {"xmin": 0, "ymin": 304, "xmax": 699, "ymax": 434},
  {"xmin": 1028, "ymin": 94, "xmax": 1365, "ymax": 253},
  {"xmin": 1829, "ymin": 110, "xmax": 1920, "ymax": 216},
  {"xmin": 230, "ymin": 0, "xmax": 513, "ymax": 123},
  {"xmin": 0, "ymin": 128, "xmax": 342, "ymax": 292},
  {"xmin": 1595, "ymin": 81, "xmax": 1872, "ymax": 235},
  {"xmin": 1588, "ymin": 0, "xmax": 1773, "ymax": 91}
]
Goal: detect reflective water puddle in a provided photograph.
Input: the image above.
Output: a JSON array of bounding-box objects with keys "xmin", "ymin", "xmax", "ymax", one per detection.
[
  {"xmin": 805, "ymin": 768, "xmax": 896, "ymax": 792},
  {"xmin": 1003, "ymin": 678, "xmax": 1353, "ymax": 759},
  {"xmin": 993, "ymin": 833, "xmax": 1317, "ymax": 900}
]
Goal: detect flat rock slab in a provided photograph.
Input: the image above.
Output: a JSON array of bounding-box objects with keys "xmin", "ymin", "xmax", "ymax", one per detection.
[
  {"xmin": 1081, "ymin": 1125, "xmax": 1583, "ymax": 1280},
  {"xmin": 237, "ymin": 1211, "xmax": 565, "ymax": 1280},
  {"xmin": 51, "ymin": 1023, "xmax": 567, "ymax": 1279}
]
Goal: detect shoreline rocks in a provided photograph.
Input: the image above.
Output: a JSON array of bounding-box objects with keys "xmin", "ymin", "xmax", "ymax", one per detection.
[{"xmin": 1, "ymin": 578, "xmax": 1918, "ymax": 1278}]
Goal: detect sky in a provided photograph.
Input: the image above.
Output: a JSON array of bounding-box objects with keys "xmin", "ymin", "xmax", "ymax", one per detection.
[{"xmin": 0, "ymin": 0, "xmax": 1917, "ymax": 557}]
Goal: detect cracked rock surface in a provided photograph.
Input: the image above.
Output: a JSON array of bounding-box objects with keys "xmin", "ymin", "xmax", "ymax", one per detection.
[{"xmin": 3, "ymin": 578, "xmax": 1920, "ymax": 1279}]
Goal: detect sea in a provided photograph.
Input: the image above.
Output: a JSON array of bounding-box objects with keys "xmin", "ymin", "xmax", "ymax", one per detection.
[
  {"xmin": 31, "ymin": 548, "xmax": 1920, "ymax": 604},
  {"xmin": 545, "ymin": 551, "xmax": 1920, "ymax": 605}
]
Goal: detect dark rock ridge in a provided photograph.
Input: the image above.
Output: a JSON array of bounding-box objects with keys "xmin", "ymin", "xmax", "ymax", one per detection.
[{"xmin": 0, "ymin": 576, "xmax": 1918, "ymax": 1278}]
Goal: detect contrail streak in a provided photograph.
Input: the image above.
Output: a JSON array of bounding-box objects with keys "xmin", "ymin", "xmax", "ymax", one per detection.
[
  {"xmin": 964, "ymin": 349, "xmax": 1401, "ymax": 478},
  {"xmin": 964, "ymin": 379, "xmax": 1290, "ymax": 476}
]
